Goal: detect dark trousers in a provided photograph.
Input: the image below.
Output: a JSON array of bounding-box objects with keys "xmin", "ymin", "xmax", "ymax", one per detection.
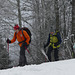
[
  {"xmin": 47, "ymin": 46, "xmax": 59, "ymax": 61},
  {"xmin": 19, "ymin": 43, "xmax": 28, "ymax": 66}
]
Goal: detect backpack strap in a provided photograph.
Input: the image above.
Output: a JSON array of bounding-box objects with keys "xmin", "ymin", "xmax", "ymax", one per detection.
[
  {"xmin": 22, "ymin": 29, "xmax": 31, "ymax": 43},
  {"xmin": 22, "ymin": 29, "xmax": 26, "ymax": 41}
]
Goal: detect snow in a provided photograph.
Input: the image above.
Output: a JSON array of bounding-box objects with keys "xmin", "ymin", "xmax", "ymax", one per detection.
[{"xmin": 0, "ymin": 59, "xmax": 75, "ymax": 75}]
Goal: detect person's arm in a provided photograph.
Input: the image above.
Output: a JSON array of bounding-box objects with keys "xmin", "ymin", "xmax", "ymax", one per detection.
[
  {"xmin": 11, "ymin": 32, "xmax": 16, "ymax": 43},
  {"xmin": 23, "ymin": 30, "xmax": 30, "ymax": 45}
]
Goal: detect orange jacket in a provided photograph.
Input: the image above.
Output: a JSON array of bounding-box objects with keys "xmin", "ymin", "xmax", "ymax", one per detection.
[{"xmin": 11, "ymin": 30, "xmax": 30, "ymax": 47}]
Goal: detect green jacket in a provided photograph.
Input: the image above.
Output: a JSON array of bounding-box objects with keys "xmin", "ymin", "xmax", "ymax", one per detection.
[{"xmin": 45, "ymin": 31, "xmax": 61, "ymax": 48}]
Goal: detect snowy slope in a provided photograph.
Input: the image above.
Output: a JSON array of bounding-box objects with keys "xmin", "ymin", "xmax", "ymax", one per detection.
[{"xmin": 0, "ymin": 59, "xmax": 75, "ymax": 75}]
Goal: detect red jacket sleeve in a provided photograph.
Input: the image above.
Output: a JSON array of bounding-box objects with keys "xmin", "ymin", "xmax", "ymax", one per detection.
[{"xmin": 11, "ymin": 32, "xmax": 16, "ymax": 43}]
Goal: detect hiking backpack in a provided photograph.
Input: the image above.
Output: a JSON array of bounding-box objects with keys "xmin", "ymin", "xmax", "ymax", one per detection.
[
  {"xmin": 56, "ymin": 31, "xmax": 62, "ymax": 44},
  {"xmin": 21, "ymin": 27, "xmax": 31, "ymax": 43}
]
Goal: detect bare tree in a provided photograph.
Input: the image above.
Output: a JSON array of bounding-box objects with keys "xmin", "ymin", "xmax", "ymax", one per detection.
[
  {"xmin": 0, "ymin": 35, "xmax": 9, "ymax": 69},
  {"xmin": 54, "ymin": 0, "xmax": 59, "ymax": 30},
  {"xmin": 72, "ymin": 0, "xmax": 75, "ymax": 39},
  {"xmin": 17, "ymin": 0, "xmax": 22, "ymax": 27}
]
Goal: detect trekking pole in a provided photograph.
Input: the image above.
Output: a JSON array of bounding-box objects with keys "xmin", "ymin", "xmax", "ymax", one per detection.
[
  {"xmin": 43, "ymin": 43, "xmax": 49, "ymax": 62},
  {"xmin": 7, "ymin": 43, "xmax": 9, "ymax": 52},
  {"xmin": 25, "ymin": 46, "xmax": 36, "ymax": 62},
  {"xmin": 41, "ymin": 48, "xmax": 49, "ymax": 62}
]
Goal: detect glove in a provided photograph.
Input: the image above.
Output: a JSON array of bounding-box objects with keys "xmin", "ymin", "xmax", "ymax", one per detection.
[{"xmin": 6, "ymin": 39, "xmax": 11, "ymax": 43}]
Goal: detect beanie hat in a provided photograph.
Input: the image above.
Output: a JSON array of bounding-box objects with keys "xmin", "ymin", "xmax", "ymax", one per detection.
[{"xmin": 14, "ymin": 24, "xmax": 20, "ymax": 30}]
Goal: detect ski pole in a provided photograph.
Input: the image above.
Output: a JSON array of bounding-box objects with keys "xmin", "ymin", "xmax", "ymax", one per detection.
[
  {"xmin": 41, "ymin": 49, "xmax": 49, "ymax": 62},
  {"xmin": 25, "ymin": 46, "xmax": 36, "ymax": 62},
  {"xmin": 43, "ymin": 43, "xmax": 49, "ymax": 62},
  {"xmin": 7, "ymin": 43, "xmax": 9, "ymax": 52},
  {"xmin": 25, "ymin": 46, "xmax": 30, "ymax": 54}
]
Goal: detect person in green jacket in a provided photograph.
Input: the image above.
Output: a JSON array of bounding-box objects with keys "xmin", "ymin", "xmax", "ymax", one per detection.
[{"xmin": 44, "ymin": 29, "xmax": 62, "ymax": 61}]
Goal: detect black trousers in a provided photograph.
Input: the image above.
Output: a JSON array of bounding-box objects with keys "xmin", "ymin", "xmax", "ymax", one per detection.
[
  {"xmin": 19, "ymin": 43, "xmax": 28, "ymax": 66},
  {"xmin": 47, "ymin": 46, "xmax": 59, "ymax": 61}
]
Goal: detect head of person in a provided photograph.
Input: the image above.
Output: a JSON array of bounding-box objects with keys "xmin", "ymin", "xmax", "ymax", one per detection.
[
  {"xmin": 50, "ymin": 27, "xmax": 54, "ymax": 35},
  {"xmin": 50, "ymin": 32, "xmax": 54, "ymax": 35},
  {"xmin": 14, "ymin": 24, "xmax": 20, "ymax": 33}
]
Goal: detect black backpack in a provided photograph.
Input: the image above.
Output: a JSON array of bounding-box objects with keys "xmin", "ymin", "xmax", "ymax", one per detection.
[{"xmin": 21, "ymin": 27, "xmax": 31, "ymax": 43}]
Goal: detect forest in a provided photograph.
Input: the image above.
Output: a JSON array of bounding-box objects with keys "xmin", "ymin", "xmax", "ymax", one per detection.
[{"xmin": 0, "ymin": 0, "xmax": 75, "ymax": 69}]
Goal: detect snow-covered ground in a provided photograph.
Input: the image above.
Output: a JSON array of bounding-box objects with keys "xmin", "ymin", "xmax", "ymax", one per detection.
[{"xmin": 0, "ymin": 59, "xmax": 75, "ymax": 75}]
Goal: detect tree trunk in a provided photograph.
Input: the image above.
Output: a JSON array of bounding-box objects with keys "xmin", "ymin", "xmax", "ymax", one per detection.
[
  {"xmin": 54, "ymin": 0, "xmax": 59, "ymax": 30},
  {"xmin": 72, "ymin": 0, "xmax": 75, "ymax": 39},
  {"xmin": 17, "ymin": 0, "xmax": 22, "ymax": 27},
  {"xmin": 63, "ymin": 1, "xmax": 66, "ymax": 38}
]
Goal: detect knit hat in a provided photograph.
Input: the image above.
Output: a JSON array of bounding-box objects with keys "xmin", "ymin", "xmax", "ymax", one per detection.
[{"xmin": 14, "ymin": 24, "xmax": 20, "ymax": 30}]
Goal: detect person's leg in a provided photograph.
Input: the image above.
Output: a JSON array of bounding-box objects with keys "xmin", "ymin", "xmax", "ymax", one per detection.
[
  {"xmin": 19, "ymin": 43, "xmax": 27, "ymax": 66},
  {"xmin": 54, "ymin": 48, "xmax": 59, "ymax": 61},
  {"xmin": 47, "ymin": 46, "xmax": 53, "ymax": 61}
]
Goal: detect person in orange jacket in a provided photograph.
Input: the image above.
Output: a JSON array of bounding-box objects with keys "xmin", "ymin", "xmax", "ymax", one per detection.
[{"xmin": 6, "ymin": 24, "xmax": 30, "ymax": 66}]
